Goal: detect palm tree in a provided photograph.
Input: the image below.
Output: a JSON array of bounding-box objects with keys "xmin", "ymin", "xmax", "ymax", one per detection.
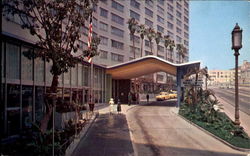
[
  {"xmin": 176, "ymin": 44, "xmax": 186, "ymax": 63},
  {"xmin": 163, "ymin": 35, "xmax": 175, "ymax": 61},
  {"xmin": 155, "ymin": 32, "xmax": 162, "ymax": 56},
  {"xmin": 137, "ymin": 24, "xmax": 147, "ymax": 57},
  {"xmin": 146, "ymin": 27, "xmax": 155, "ymax": 55},
  {"xmin": 127, "ymin": 18, "xmax": 138, "ymax": 59}
]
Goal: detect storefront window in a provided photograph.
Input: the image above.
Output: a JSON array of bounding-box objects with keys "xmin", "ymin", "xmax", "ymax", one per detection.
[
  {"xmin": 34, "ymin": 57, "xmax": 45, "ymax": 83},
  {"xmin": 64, "ymin": 88, "xmax": 71, "ymax": 104},
  {"xmin": 78, "ymin": 64, "xmax": 83, "ymax": 86},
  {"xmin": 46, "ymin": 61, "xmax": 53, "ymax": 85},
  {"xmin": 83, "ymin": 65, "xmax": 89, "ymax": 86},
  {"xmin": 6, "ymin": 43, "xmax": 20, "ymax": 79},
  {"xmin": 35, "ymin": 86, "xmax": 45, "ymax": 122},
  {"xmin": 7, "ymin": 84, "xmax": 20, "ymax": 135},
  {"xmin": 64, "ymin": 69, "xmax": 70, "ymax": 85},
  {"xmin": 71, "ymin": 67, "xmax": 77, "ymax": 86},
  {"xmin": 22, "ymin": 85, "xmax": 33, "ymax": 129},
  {"xmin": 21, "ymin": 46, "xmax": 33, "ymax": 81}
]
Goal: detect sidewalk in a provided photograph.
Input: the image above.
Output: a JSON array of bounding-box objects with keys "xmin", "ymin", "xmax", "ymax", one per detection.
[
  {"xmin": 217, "ymin": 96, "xmax": 250, "ymax": 135},
  {"xmin": 71, "ymin": 104, "xmax": 138, "ymax": 156}
]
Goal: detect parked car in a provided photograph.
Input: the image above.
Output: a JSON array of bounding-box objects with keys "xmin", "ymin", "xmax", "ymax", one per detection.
[
  {"xmin": 169, "ymin": 90, "xmax": 177, "ymax": 99},
  {"xmin": 156, "ymin": 92, "xmax": 170, "ymax": 101}
]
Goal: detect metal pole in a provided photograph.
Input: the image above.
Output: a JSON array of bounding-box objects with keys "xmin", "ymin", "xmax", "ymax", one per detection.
[
  {"xmin": 234, "ymin": 50, "xmax": 240, "ymax": 125},
  {"xmin": 52, "ymin": 94, "xmax": 56, "ymax": 156}
]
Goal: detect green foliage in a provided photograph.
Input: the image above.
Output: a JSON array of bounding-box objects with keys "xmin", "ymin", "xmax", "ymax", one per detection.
[{"xmin": 179, "ymin": 89, "xmax": 250, "ymax": 149}]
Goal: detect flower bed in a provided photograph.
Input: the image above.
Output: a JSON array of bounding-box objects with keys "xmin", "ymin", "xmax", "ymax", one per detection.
[{"xmin": 179, "ymin": 103, "xmax": 250, "ymax": 149}]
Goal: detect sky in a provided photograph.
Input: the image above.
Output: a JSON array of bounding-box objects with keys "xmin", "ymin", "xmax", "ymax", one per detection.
[{"xmin": 189, "ymin": 0, "xmax": 250, "ymax": 70}]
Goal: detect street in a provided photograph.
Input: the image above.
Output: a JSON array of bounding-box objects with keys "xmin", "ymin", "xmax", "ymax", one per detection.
[
  {"xmin": 127, "ymin": 100, "xmax": 247, "ymax": 156},
  {"xmin": 212, "ymin": 87, "xmax": 250, "ymax": 115}
]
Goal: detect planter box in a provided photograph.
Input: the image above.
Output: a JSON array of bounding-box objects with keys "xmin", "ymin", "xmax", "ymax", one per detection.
[{"xmin": 55, "ymin": 110, "xmax": 87, "ymax": 130}]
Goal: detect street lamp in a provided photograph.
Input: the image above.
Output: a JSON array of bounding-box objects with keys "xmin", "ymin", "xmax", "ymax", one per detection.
[{"xmin": 231, "ymin": 23, "xmax": 242, "ymax": 125}]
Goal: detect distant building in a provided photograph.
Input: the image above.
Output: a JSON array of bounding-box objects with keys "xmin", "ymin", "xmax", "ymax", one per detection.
[{"xmin": 208, "ymin": 60, "xmax": 250, "ymax": 87}]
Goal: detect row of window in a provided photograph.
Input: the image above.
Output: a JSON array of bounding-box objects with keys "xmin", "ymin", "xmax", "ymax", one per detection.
[{"xmin": 100, "ymin": 8, "xmax": 124, "ymax": 25}]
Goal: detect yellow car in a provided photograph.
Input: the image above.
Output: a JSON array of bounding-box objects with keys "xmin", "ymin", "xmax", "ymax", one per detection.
[
  {"xmin": 168, "ymin": 90, "xmax": 177, "ymax": 99},
  {"xmin": 156, "ymin": 92, "xmax": 170, "ymax": 101}
]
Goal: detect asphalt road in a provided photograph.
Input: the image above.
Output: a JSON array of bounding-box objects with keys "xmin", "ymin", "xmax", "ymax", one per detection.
[
  {"xmin": 211, "ymin": 87, "xmax": 250, "ymax": 115},
  {"xmin": 127, "ymin": 100, "xmax": 247, "ymax": 156}
]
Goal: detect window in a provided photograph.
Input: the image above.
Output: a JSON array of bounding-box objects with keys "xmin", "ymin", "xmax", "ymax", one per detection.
[
  {"xmin": 111, "ymin": 26, "xmax": 124, "ymax": 37},
  {"xmin": 145, "ymin": 50, "xmax": 151, "ymax": 56},
  {"xmin": 157, "ymin": 15, "xmax": 164, "ymax": 24},
  {"xmin": 184, "ymin": 32, "xmax": 189, "ymax": 39},
  {"xmin": 167, "ymin": 4, "xmax": 173, "ymax": 13},
  {"xmin": 145, "ymin": 0, "xmax": 153, "ymax": 7},
  {"xmin": 176, "ymin": 11, "xmax": 182, "ymax": 18},
  {"xmin": 111, "ymin": 13, "xmax": 124, "ymax": 25},
  {"xmin": 176, "ymin": 27, "xmax": 182, "ymax": 34},
  {"xmin": 157, "ymin": 25, "xmax": 164, "ymax": 33},
  {"xmin": 130, "ymin": 0, "xmax": 140, "ymax": 9},
  {"xmin": 130, "ymin": 10, "xmax": 140, "ymax": 21},
  {"xmin": 157, "ymin": 55, "xmax": 164, "ymax": 59},
  {"xmin": 71, "ymin": 66, "xmax": 77, "ymax": 86},
  {"xmin": 145, "ymin": 18, "xmax": 153, "ymax": 27},
  {"xmin": 93, "ymin": 17, "xmax": 98, "ymax": 28},
  {"xmin": 111, "ymin": 40, "xmax": 124, "ymax": 49},
  {"xmin": 176, "ymin": 19, "xmax": 182, "ymax": 26},
  {"xmin": 184, "ymin": 9, "xmax": 189, "ymax": 16},
  {"xmin": 21, "ymin": 85, "xmax": 33, "ymax": 128},
  {"xmin": 130, "ymin": 46, "xmax": 140, "ymax": 54},
  {"xmin": 184, "ymin": 40, "xmax": 189, "ymax": 46},
  {"xmin": 100, "ymin": 8, "xmax": 108, "ymax": 18},
  {"xmin": 100, "ymin": 36, "xmax": 108, "ymax": 45},
  {"xmin": 184, "ymin": 24, "xmax": 189, "ymax": 31},
  {"xmin": 157, "ymin": 5, "xmax": 164, "ymax": 15},
  {"xmin": 78, "ymin": 64, "xmax": 83, "ymax": 86},
  {"xmin": 167, "ymin": 13, "xmax": 174, "ymax": 21},
  {"xmin": 157, "ymin": 74, "xmax": 164, "ymax": 82},
  {"xmin": 157, "ymin": 45, "xmax": 164, "ymax": 52},
  {"xmin": 184, "ymin": 1, "xmax": 189, "ymax": 8},
  {"xmin": 21, "ymin": 46, "xmax": 33, "ymax": 81},
  {"xmin": 111, "ymin": 53, "xmax": 124, "ymax": 62},
  {"xmin": 34, "ymin": 57, "xmax": 44, "ymax": 82},
  {"xmin": 145, "ymin": 8, "xmax": 153, "ymax": 17},
  {"xmin": 158, "ymin": 0, "xmax": 164, "ymax": 5},
  {"xmin": 100, "ymin": 50, "xmax": 108, "ymax": 59},
  {"xmin": 99, "ymin": 21, "xmax": 108, "ymax": 31},
  {"xmin": 112, "ymin": 0, "xmax": 124, "ymax": 12},
  {"xmin": 167, "ymin": 31, "xmax": 174, "ymax": 39},
  {"xmin": 6, "ymin": 43, "xmax": 20, "ymax": 79},
  {"xmin": 145, "ymin": 40, "xmax": 150, "ymax": 47},
  {"xmin": 35, "ymin": 86, "xmax": 45, "ymax": 122},
  {"xmin": 184, "ymin": 16, "xmax": 189, "ymax": 24},
  {"xmin": 130, "ymin": 34, "xmax": 140, "ymax": 43},
  {"xmin": 176, "ymin": 35, "xmax": 182, "ymax": 43},
  {"xmin": 167, "ymin": 22, "xmax": 173, "ymax": 30},
  {"xmin": 176, "ymin": 2, "xmax": 182, "ymax": 10}
]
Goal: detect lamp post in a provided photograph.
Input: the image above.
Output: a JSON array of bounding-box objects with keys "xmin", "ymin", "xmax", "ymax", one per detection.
[{"xmin": 231, "ymin": 23, "xmax": 243, "ymax": 125}]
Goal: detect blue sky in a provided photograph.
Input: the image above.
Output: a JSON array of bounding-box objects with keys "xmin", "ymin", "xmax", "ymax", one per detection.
[{"xmin": 189, "ymin": 0, "xmax": 250, "ymax": 70}]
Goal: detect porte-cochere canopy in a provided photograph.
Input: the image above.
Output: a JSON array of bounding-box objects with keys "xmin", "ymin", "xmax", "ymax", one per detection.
[{"xmin": 106, "ymin": 55, "xmax": 201, "ymax": 79}]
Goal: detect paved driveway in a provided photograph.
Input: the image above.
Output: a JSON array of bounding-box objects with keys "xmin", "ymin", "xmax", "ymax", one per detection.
[{"xmin": 127, "ymin": 100, "xmax": 248, "ymax": 156}]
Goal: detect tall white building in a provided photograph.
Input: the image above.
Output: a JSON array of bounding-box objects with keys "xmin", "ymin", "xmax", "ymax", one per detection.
[{"xmin": 92, "ymin": 0, "xmax": 190, "ymax": 86}]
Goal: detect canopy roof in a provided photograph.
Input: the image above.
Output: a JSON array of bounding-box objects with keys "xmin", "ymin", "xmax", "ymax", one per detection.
[{"xmin": 106, "ymin": 55, "xmax": 201, "ymax": 79}]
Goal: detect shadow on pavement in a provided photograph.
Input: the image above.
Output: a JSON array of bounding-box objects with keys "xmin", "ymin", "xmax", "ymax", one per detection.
[{"xmin": 143, "ymin": 100, "xmax": 177, "ymax": 107}]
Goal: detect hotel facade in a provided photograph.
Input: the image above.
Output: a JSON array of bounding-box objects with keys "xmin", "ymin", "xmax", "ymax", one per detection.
[{"xmin": 1, "ymin": 0, "xmax": 189, "ymax": 138}]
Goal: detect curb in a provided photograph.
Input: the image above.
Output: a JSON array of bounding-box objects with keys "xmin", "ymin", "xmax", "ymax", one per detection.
[
  {"xmin": 66, "ymin": 112, "xmax": 99, "ymax": 156},
  {"xmin": 176, "ymin": 113, "xmax": 250, "ymax": 152}
]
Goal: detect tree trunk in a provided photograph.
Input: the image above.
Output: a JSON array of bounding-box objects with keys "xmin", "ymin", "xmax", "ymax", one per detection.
[
  {"xmin": 141, "ymin": 38, "xmax": 143, "ymax": 57},
  {"xmin": 133, "ymin": 34, "xmax": 135, "ymax": 59},
  {"xmin": 150, "ymin": 41, "xmax": 153, "ymax": 55},
  {"xmin": 40, "ymin": 74, "xmax": 59, "ymax": 133},
  {"xmin": 156, "ymin": 44, "xmax": 158, "ymax": 57}
]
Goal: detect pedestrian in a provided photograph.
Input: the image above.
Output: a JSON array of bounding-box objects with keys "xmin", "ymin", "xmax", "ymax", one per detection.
[
  {"xmin": 146, "ymin": 94, "xmax": 149, "ymax": 103},
  {"xmin": 128, "ymin": 92, "xmax": 132, "ymax": 106},
  {"xmin": 109, "ymin": 98, "xmax": 114, "ymax": 114},
  {"xmin": 117, "ymin": 99, "xmax": 121, "ymax": 114}
]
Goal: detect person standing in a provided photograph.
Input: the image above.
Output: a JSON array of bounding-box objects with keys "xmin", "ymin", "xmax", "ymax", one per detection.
[
  {"xmin": 146, "ymin": 94, "xmax": 149, "ymax": 103},
  {"xmin": 109, "ymin": 98, "xmax": 114, "ymax": 114},
  {"xmin": 128, "ymin": 92, "xmax": 132, "ymax": 106},
  {"xmin": 117, "ymin": 99, "xmax": 121, "ymax": 114}
]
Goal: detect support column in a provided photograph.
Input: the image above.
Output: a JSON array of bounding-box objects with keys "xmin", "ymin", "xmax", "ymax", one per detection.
[{"xmin": 176, "ymin": 67, "xmax": 183, "ymax": 107}]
